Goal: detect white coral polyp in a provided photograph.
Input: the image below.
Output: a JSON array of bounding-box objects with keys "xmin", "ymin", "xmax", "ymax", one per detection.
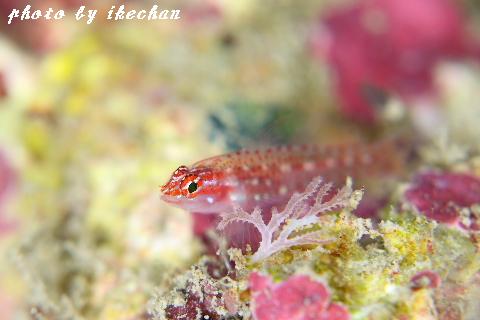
[{"xmin": 218, "ymin": 177, "xmax": 363, "ymax": 262}]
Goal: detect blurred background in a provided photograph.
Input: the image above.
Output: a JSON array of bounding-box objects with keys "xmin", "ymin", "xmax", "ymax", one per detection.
[{"xmin": 1, "ymin": 0, "xmax": 480, "ymax": 318}]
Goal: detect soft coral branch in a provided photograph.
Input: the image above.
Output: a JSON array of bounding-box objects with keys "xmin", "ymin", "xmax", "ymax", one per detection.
[{"xmin": 218, "ymin": 177, "xmax": 362, "ymax": 262}]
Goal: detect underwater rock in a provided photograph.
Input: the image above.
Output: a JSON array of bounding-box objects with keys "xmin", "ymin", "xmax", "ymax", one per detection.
[
  {"xmin": 150, "ymin": 259, "xmax": 242, "ymax": 320},
  {"xmin": 165, "ymin": 292, "xmax": 221, "ymax": 320}
]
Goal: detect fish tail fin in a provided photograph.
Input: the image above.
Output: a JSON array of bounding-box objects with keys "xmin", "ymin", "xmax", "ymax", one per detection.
[{"xmin": 369, "ymin": 135, "xmax": 419, "ymax": 177}]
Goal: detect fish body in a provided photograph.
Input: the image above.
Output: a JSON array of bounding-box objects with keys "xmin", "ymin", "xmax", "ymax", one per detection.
[{"xmin": 160, "ymin": 140, "xmax": 405, "ymax": 215}]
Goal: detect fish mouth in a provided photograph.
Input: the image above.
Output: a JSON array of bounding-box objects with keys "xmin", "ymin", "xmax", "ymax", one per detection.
[
  {"xmin": 160, "ymin": 194, "xmax": 182, "ymax": 205},
  {"xmin": 160, "ymin": 193, "xmax": 205, "ymax": 212},
  {"xmin": 160, "ymin": 193, "xmax": 217, "ymax": 213}
]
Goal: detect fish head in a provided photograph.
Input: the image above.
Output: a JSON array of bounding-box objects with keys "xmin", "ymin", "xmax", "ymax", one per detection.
[{"xmin": 160, "ymin": 165, "xmax": 231, "ymax": 213}]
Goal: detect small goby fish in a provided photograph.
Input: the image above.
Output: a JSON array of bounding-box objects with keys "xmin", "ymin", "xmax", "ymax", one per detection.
[{"xmin": 160, "ymin": 140, "xmax": 406, "ymax": 215}]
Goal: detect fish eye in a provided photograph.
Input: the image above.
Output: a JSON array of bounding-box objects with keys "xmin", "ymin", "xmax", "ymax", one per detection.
[{"xmin": 187, "ymin": 181, "xmax": 198, "ymax": 193}]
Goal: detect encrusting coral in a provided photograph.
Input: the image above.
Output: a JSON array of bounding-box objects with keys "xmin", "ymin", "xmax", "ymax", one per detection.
[{"xmin": 148, "ymin": 255, "xmax": 247, "ymax": 320}]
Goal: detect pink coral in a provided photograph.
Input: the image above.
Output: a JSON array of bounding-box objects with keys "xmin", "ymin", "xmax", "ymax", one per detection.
[
  {"xmin": 405, "ymin": 172, "xmax": 480, "ymax": 231},
  {"xmin": 310, "ymin": 0, "xmax": 480, "ymax": 123},
  {"xmin": 249, "ymin": 272, "xmax": 350, "ymax": 320}
]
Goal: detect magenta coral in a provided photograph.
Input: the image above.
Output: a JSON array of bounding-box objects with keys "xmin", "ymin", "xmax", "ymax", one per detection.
[
  {"xmin": 405, "ymin": 172, "xmax": 480, "ymax": 231},
  {"xmin": 249, "ymin": 272, "xmax": 350, "ymax": 320},
  {"xmin": 309, "ymin": 0, "xmax": 480, "ymax": 123}
]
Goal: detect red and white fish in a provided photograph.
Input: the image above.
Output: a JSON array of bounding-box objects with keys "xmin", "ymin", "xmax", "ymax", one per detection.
[
  {"xmin": 160, "ymin": 139, "xmax": 409, "ymax": 247},
  {"xmin": 161, "ymin": 140, "xmax": 405, "ymax": 210}
]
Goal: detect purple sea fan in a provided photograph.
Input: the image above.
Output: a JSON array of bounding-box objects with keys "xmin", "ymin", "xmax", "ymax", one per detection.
[
  {"xmin": 218, "ymin": 177, "xmax": 362, "ymax": 261},
  {"xmin": 405, "ymin": 171, "xmax": 480, "ymax": 231},
  {"xmin": 249, "ymin": 272, "xmax": 350, "ymax": 320}
]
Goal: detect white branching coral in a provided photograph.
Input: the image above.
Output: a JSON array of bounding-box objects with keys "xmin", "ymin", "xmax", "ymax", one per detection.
[{"xmin": 218, "ymin": 177, "xmax": 363, "ymax": 262}]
